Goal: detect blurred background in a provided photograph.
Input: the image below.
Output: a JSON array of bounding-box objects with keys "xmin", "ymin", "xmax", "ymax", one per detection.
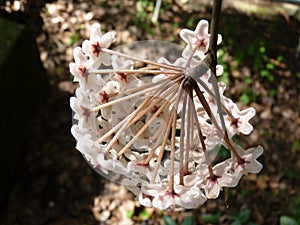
[{"xmin": 0, "ymin": 0, "xmax": 299, "ymax": 224}]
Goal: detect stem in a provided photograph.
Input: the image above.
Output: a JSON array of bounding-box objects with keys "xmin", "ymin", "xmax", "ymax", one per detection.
[
  {"xmin": 101, "ymin": 48, "xmax": 182, "ymax": 71},
  {"xmin": 168, "ymin": 81, "xmax": 185, "ymax": 191},
  {"xmin": 169, "ymin": 107, "xmax": 177, "ymax": 192},
  {"xmin": 117, "ymin": 98, "xmax": 172, "ymax": 157},
  {"xmin": 183, "ymin": 91, "xmax": 192, "ymax": 175},
  {"xmin": 89, "ymin": 68, "xmax": 182, "ymax": 75},
  {"xmin": 99, "ymin": 81, "xmax": 173, "ymax": 144},
  {"xmin": 122, "ymin": 78, "xmax": 169, "ymax": 94},
  {"xmin": 208, "ymin": 164, "xmax": 215, "ymax": 178},
  {"xmin": 101, "ymin": 96, "xmax": 153, "ymax": 148},
  {"xmin": 92, "ymin": 84, "xmax": 161, "ymax": 113},
  {"xmin": 134, "ymin": 110, "xmax": 171, "ymax": 166},
  {"xmin": 150, "ymin": 109, "xmax": 173, "ymax": 183},
  {"xmin": 204, "ymin": 0, "xmax": 222, "ymax": 69},
  {"xmin": 205, "ymin": 0, "xmax": 228, "ymax": 144},
  {"xmin": 223, "ymin": 134, "xmax": 244, "ymax": 163},
  {"xmin": 111, "ymin": 80, "xmax": 179, "ymax": 154},
  {"xmin": 97, "ymin": 83, "xmax": 171, "ymax": 144},
  {"xmin": 195, "ymin": 77, "xmax": 236, "ymax": 121},
  {"xmin": 193, "ymin": 82, "xmax": 223, "ymax": 137},
  {"xmin": 179, "ymin": 90, "xmax": 188, "ymax": 185},
  {"xmin": 193, "ymin": 83, "xmax": 243, "ymax": 162},
  {"xmin": 190, "ymin": 91, "xmax": 211, "ymax": 166}
]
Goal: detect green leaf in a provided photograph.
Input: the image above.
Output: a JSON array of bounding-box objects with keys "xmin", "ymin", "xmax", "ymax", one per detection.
[
  {"xmin": 239, "ymin": 209, "xmax": 251, "ymax": 223},
  {"xmin": 139, "ymin": 210, "xmax": 151, "ymax": 220},
  {"xmin": 245, "ymin": 77, "xmax": 252, "ymax": 84},
  {"xmin": 277, "ymin": 55, "xmax": 284, "ymax": 62},
  {"xmin": 231, "ymin": 220, "xmax": 242, "ymax": 225},
  {"xmin": 201, "ymin": 212, "xmax": 220, "ymax": 224},
  {"xmin": 280, "ymin": 216, "xmax": 299, "ymax": 225},
  {"xmin": 269, "ymin": 89, "xmax": 277, "ymax": 97},
  {"xmin": 126, "ymin": 210, "xmax": 134, "ymax": 219},
  {"xmin": 266, "ymin": 63, "xmax": 275, "ymax": 70},
  {"xmin": 182, "ymin": 215, "xmax": 195, "ymax": 225},
  {"xmin": 163, "ymin": 215, "xmax": 177, "ymax": 225},
  {"xmin": 259, "ymin": 46, "xmax": 266, "ymax": 54},
  {"xmin": 292, "ymin": 141, "xmax": 300, "ymax": 152},
  {"xmin": 248, "ymin": 222, "xmax": 259, "ymax": 225},
  {"xmin": 260, "ymin": 69, "xmax": 270, "ymax": 78},
  {"xmin": 239, "ymin": 92, "xmax": 250, "ymax": 105}
]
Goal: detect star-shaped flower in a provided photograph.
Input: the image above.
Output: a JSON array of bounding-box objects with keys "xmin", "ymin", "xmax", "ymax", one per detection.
[
  {"xmin": 180, "ymin": 19, "xmax": 222, "ymax": 60},
  {"xmin": 198, "ymin": 160, "xmax": 239, "ymax": 199},
  {"xmin": 230, "ymin": 144, "xmax": 264, "ymax": 177},
  {"xmin": 139, "ymin": 182, "xmax": 207, "ymax": 210},
  {"xmin": 82, "ymin": 23, "xmax": 115, "ymax": 66},
  {"xmin": 224, "ymin": 98, "xmax": 256, "ymax": 136},
  {"xmin": 69, "ymin": 47, "xmax": 91, "ymax": 84}
]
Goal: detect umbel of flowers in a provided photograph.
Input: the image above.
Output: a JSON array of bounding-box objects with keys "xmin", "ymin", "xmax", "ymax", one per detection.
[{"xmin": 70, "ymin": 20, "xmax": 263, "ymax": 210}]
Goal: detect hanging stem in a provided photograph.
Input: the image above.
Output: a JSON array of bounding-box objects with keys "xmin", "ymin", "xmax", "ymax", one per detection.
[
  {"xmin": 205, "ymin": 0, "xmax": 222, "ymax": 68},
  {"xmin": 205, "ymin": 0, "xmax": 228, "ymax": 142}
]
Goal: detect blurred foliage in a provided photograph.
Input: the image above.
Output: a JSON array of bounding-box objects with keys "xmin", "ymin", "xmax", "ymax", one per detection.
[
  {"xmin": 201, "ymin": 212, "xmax": 221, "ymax": 224},
  {"xmin": 163, "ymin": 214, "xmax": 195, "ymax": 225},
  {"xmin": 228, "ymin": 209, "xmax": 258, "ymax": 225}
]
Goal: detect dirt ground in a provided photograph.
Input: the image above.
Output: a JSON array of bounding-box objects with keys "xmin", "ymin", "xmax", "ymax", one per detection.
[{"xmin": 0, "ymin": 0, "xmax": 300, "ymax": 224}]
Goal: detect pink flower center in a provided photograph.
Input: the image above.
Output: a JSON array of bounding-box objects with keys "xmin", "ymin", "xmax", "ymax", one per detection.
[
  {"xmin": 92, "ymin": 41, "xmax": 102, "ymax": 57},
  {"xmin": 80, "ymin": 106, "xmax": 91, "ymax": 122},
  {"xmin": 79, "ymin": 66, "xmax": 89, "ymax": 82},
  {"xmin": 99, "ymin": 91, "xmax": 109, "ymax": 103},
  {"xmin": 194, "ymin": 37, "xmax": 207, "ymax": 51},
  {"xmin": 237, "ymin": 157, "xmax": 250, "ymax": 170},
  {"xmin": 230, "ymin": 117, "xmax": 240, "ymax": 129},
  {"xmin": 116, "ymin": 72, "xmax": 128, "ymax": 82}
]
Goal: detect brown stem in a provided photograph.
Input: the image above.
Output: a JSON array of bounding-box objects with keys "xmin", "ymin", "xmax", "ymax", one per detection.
[
  {"xmin": 179, "ymin": 91, "xmax": 188, "ymax": 185},
  {"xmin": 205, "ymin": 0, "xmax": 222, "ymax": 71},
  {"xmin": 150, "ymin": 107, "xmax": 174, "ymax": 183},
  {"xmin": 198, "ymin": 0, "xmax": 228, "ymax": 140}
]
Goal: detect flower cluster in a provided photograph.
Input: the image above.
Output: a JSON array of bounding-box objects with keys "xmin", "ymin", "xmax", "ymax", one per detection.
[{"xmin": 70, "ymin": 20, "xmax": 263, "ymax": 210}]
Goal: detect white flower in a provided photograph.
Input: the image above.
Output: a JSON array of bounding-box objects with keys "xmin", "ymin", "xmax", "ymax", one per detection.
[
  {"xmin": 230, "ymin": 144, "xmax": 264, "ymax": 176},
  {"xmin": 69, "ymin": 20, "xmax": 263, "ymax": 210},
  {"xmin": 96, "ymin": 150, "xmax": 135, "ymax": 177},
  {"xmin": 198, "ymin": 161, "xmax": 239, "ymax": 199},
  {"xmin": 71, "ymin": 125, "xmax": 100, "ymax": 166},
  {"xmin": 224, "ymin": 98, "xmax": 256, "ymax": 136},
  {"xmin": 180, "ymin": 19, "xmax": 222, "ymax": 60},
  {"xmin": 82, "ymin": 23, "xmax": 114, "ymax": 66},
  {"xmin": 69, "ymin": 47, "xmax": 91, "ymax": 84},
  {"xmin": 111, "ymin": 55, "xmax": 134, "ymax": 84},
  {"xmin": 139, "ymin": 182, "xmax": 207, "ymax": 210}
]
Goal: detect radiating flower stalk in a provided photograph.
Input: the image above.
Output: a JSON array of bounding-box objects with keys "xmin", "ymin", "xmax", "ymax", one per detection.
[{"xmin": 70, "ymin": 2, "xmax": 263, "ymax": 210}]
